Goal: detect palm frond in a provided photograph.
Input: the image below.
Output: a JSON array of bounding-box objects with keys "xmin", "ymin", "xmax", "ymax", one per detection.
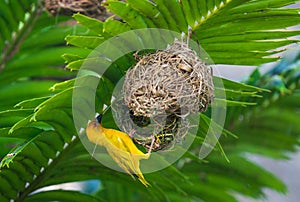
[{"xmin": 1, "ymin": 0, "xmax": 300, "ymax": 202}]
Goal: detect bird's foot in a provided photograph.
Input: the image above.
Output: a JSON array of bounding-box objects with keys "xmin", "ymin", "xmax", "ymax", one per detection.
[{"xmin": 147, "ymin": 135, "xmax": 155, "ymax": 155}]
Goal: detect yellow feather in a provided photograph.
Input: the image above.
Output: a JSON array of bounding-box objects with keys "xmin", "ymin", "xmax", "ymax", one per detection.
[{"xmin": 86, "ymin": 117, "xmax": 150, "ymax": 187}]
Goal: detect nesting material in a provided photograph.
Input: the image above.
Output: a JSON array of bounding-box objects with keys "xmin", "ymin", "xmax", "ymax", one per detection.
[
  {"xmin": 112, "ymin": 96, "xmax": 190, "ymax": 151},
  {"xmin": 43, "ymin": 0, "xmax": 105, "ymax": 17},
  {"xmin": 124, "ymin": 39, "xmax": 214, "ymax": 118},
  {"xmin": 115, "ymin": 38, "xmax": 214, "ymax": 151}
]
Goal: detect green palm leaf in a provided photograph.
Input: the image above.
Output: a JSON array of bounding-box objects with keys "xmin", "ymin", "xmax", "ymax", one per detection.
[
  {"xmin": 101, "ymin": 0, "xmax": 300, "ymax": 65},
  {"xmin": 1, "ymin": 0, "xmax": 300, "ymax": 201}
]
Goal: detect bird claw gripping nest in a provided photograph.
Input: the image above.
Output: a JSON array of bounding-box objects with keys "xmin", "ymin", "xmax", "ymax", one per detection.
[{"xmin": 119, "ymin": 39, "xmax": 214, "ymax": 151}]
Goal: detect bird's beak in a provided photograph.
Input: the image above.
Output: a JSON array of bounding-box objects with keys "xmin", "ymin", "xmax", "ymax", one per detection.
[{"xmin": 95, "ymin": 113, "xmax": 103, "ymax": 124}]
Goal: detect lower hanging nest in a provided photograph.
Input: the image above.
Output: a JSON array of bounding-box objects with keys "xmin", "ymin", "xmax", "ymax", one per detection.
[{"xmin": 120, "ymin": 39, "xmax": 214, "ymax": 151}]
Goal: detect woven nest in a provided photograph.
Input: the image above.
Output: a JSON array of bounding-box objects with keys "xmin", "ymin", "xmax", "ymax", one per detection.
[
  {"xmin": 112, "ymin": 96, "xmax": 190, "ymax": 152},
  {"xmin": 43, "ymin": 0, "xmax": 106, "ymax": 18},
  {"xmin": 114, "ymin": 39, "xmax": 214, "ymax": 151},
  {"xmin": 124, "ymin": 39, "xmax": 214, "ymax": 117}
]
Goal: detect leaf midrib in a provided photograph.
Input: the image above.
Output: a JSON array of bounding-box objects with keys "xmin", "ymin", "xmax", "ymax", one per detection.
[{"xmin": 16, "ymin": 137, "xmax": 80, "ymax": 201}]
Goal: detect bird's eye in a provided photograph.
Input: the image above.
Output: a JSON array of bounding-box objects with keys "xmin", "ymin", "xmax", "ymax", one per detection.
[{"xmin": 93, "ymin": 121, "xmax": 98, "ymax": 128}]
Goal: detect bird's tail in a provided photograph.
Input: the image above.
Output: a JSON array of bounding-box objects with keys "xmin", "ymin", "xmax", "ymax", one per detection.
[{"xmin": 136, "ymin": 173, "xmax": 151, "ymax": 187}]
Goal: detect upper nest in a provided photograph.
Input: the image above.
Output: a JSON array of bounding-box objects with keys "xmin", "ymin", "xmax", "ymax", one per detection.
[{"xmin": 43, "ymin": 0, "xmax": 105, "ymax": 17}]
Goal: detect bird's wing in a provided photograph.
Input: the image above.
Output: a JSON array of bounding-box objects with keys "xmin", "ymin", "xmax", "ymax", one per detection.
[{"xmin": 104, "ymin": 128, "xmax": 150, "ymax": 159}]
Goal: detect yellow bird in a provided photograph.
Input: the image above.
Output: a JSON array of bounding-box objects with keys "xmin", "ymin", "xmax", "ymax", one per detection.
[{"xmin": 86, "ymin": 114, "xmax": 154, "ymax": 187}]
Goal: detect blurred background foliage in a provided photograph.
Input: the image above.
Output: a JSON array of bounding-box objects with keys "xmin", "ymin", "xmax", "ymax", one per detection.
[{"xmin": 0, "ymin": 0, "xmax": 299, "ymax": 201}]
